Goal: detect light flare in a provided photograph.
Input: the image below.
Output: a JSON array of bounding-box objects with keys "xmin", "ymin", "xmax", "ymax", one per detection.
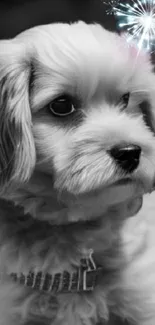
[{"xmin": 103, "ymin": 0, "xmax": 155, "ymax": 52}]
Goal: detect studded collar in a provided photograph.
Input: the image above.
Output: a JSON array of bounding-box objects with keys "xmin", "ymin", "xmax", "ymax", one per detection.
[
  {"xmin": 10, "ymin": 250, "xmax": 103, "ymax": 294},
  {"xmin": 6, "ymin": 194, "xmax": 146, "ymax": 294}
]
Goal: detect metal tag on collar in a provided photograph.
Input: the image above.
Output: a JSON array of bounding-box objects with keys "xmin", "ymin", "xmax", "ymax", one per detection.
[{"xmin": 82, "ymin": 249, "xmax": 97, "ymax": 292}]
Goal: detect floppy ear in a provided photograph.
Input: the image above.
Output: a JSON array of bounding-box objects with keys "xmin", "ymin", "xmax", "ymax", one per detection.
[
  {"xmin": 0, "ymin": 40, "xmax": 36, "ymax": 192},
  {"xmin": 139, "ymin": 69, "xmax": 155, "ymax": 135},
  {"xmin": 119, "ymin": 34, "xmax": 155, "ymax": 133}
]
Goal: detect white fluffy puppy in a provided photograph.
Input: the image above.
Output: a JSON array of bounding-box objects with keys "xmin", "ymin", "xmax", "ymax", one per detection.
[{"xmin": 0, "ymin": 21, "xmax": 155, "ymax": 325}]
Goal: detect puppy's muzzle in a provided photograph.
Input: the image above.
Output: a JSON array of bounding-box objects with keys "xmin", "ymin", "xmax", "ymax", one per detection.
[{"xmin": 109, "ymin": 144, "xmax": 141, "ymax": 173}]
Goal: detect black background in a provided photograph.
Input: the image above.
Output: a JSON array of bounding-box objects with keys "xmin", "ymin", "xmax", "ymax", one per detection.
[{"xmin": 0, "ymin": 0, "xmax": 116, "ymax": 38}]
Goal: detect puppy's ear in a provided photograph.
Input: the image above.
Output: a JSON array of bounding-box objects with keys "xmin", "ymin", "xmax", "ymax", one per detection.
[
  {"xmin": 139, "ymin": 72, "xmax": 155, "ymax": 134},
  {"xmin": 0, "ymin": 40, "xmax": 36, "ymax": 192},
  {"xmin": 139, "ymin": 99, "xmax": 155, "ymax": 134}
]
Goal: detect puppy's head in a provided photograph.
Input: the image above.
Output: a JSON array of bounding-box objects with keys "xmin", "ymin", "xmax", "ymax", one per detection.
[{"xmin": 0, "ymin": 22, "xmax": 155, "ymax": 207}]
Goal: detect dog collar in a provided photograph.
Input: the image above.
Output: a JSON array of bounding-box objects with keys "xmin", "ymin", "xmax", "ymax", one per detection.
[
  {"xmin": 10, "ymin": 250, "xmax": 103, "ymax": 294},
  {"xmin": 8, "ymin": 194, "xmax": 146, "ymax": 294}
]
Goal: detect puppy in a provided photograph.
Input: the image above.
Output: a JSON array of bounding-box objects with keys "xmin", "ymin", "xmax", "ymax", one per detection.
[{"xmin": 0, "ymin": 21, "xmax": 155, "ymax": 325}]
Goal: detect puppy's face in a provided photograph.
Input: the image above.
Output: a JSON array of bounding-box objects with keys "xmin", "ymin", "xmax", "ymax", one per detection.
[{"xmin": 0, "ymin": 22, "xmax": 155, "ymax": 207}]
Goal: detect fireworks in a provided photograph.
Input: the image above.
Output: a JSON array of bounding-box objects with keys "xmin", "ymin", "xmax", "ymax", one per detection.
[
  {"xmin": 103, "ymin": 0, "xmax": 155, "ymax": 52},
  {"xmin": 102, "ymin": 0, "xmax": 120, "ymax": 15}
]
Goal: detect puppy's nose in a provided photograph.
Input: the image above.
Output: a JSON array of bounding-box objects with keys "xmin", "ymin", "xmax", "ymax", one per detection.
[{"xmin": 109, "ymin": 145, "xmax": 141, "ymax": 173}]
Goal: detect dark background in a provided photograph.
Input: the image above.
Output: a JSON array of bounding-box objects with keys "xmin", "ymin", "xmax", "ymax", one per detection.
[{"xmin": 0, "ymin": 0, "xmax": 116, "ymax": 39}]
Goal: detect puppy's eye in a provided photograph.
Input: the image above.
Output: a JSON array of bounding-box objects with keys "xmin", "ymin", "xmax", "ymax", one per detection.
[
  {"xmin": 120, "ymin": 92, "xmax": 130, "ymax": 108},
  {"xmin": 49, "ymin": 96, "xmax": 75, "ymax": 117}
]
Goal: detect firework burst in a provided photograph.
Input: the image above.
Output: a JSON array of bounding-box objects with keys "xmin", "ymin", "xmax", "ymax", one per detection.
[
  {"xmin": 102, "ymin": 0, "xmax": 120, "ymax": 15},
  {"xmin": 103, "ymin": 0, "xmax": 155, "ymax": 52}
]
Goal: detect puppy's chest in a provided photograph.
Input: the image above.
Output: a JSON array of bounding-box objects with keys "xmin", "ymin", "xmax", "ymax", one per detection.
[
  {"xmin": 0, "ymin": 198, "xmax": 124, "ymax": 325},
  {"xmin": 0, "ymin": 194, "xmax": 121, "ymax": 280}
]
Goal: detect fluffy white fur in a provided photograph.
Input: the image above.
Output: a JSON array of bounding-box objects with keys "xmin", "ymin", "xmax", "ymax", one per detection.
[{"xmin": 0, "ymin": 21, "xmax": 155, "ymax": 325}]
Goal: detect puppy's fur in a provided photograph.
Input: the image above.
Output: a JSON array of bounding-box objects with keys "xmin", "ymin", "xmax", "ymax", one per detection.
[{"xmin": 0, "ymin": 21, "xmax": 155, "ymax": 325}]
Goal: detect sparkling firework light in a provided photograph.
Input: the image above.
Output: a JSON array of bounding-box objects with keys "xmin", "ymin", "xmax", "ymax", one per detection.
[
  {"xmin": 102, "ymin": 0, "xmax": 120, "ymax": 15},
  {"xmin": 103, "ymin": 0, "xmax": 155, "ymax": 52}
]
